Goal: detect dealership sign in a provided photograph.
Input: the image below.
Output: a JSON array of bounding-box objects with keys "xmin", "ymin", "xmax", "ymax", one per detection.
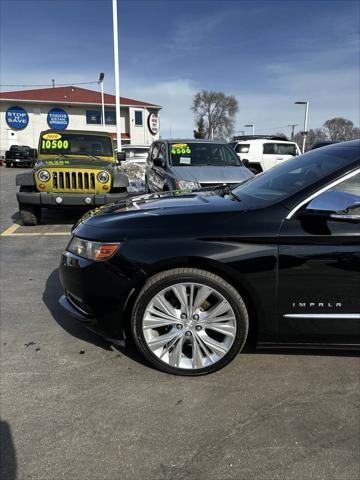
[
  {"xmin": 6, "ymin": 106, "xmax": 29, "ymax": 130},
  {"xmin": 47, "ymin": 108, "xmax": 69, "ymax": 130},
  {"xmin": 148, "ymin": 112, "xmax": 159, "ymax": 135}
]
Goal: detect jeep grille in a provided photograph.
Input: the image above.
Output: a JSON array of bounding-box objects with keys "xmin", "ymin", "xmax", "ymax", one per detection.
[{"xmin": 52, "ymin": 170, "xmax": 96, "ymax": 192}]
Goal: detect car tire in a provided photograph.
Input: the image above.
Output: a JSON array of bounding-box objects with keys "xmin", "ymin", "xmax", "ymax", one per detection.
[
  {"xmin": 131, "ymin": 268, "xmax": 249, "ymax": 376},
  {"xmin": 19, "ymin": 204, "xmax": 41, "ymax": 226}
]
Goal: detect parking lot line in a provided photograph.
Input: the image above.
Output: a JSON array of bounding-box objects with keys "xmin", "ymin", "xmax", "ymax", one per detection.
[
  {"xmin": 1, "ymin": 223, "xmax": 21, "ymax": 236},
  {"xmin": 1, "ymin": 223, "xmax": 70, "ymax": 237}
]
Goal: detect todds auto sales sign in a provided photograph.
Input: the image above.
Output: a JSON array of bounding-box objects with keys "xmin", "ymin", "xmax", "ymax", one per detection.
[{"xmin": 148, "ymin": 112, "xmax": 159, "ymax": 135}]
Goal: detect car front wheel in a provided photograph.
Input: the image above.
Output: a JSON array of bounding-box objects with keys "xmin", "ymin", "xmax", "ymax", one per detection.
[{"xmin": 131, "ymin": 268, "xmax": 249, "ymax": 375}]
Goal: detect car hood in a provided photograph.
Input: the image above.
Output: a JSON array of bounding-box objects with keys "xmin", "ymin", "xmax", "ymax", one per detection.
[
  {"xmin": 170, "ymin": 165, "xmax": 253, "ymax": 184},
  {"xmin": 35, "ymin": 157, "xmax": 114, "ymax": 169},
  {"xmin": 74, "ymin": 190, "xmax": 242, "ymax": 235}
]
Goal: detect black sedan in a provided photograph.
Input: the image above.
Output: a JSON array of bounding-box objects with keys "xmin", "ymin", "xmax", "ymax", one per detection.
[{"xmin": 59, "ymin": 141, "xmax": 360, "ymax": 375}]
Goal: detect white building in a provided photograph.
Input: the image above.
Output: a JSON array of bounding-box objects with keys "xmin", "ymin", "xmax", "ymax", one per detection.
[{"xmin": 0, "ymin": 86, "xmax": 161, "ymax": 156}]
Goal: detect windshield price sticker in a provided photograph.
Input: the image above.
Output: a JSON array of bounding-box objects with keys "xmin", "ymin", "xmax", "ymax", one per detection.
[
  {"xmin": 171, "ymin": 144, "xmax": 191, "ymax": 155},
  {"xmin": 41, "ymin": 137, "xmax": 69, "ymax": 150}
]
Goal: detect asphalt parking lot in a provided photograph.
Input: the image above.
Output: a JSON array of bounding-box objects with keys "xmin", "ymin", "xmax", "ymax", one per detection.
[{"xmin": 1, "ymin": 166, "xmax": 359, "ymax": 480}]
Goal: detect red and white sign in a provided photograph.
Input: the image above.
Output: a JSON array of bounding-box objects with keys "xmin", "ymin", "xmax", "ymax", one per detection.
[{"xmin": 148, "ymin": 112, "xmax": 160, "ymax": 135}]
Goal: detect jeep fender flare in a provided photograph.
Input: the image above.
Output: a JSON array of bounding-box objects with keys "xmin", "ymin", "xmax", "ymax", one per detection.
[
  {"xmin": 16, "ymin": 172, "xmax": 35, "ymax": 187},
  {"xmin": 112, "ymin": 171, "xmax": 129, "ymax": 189}
]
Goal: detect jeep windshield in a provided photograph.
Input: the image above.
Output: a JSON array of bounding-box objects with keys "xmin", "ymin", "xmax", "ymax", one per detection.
[
  {"xmin": 169, "ymin": 142, "xmax": 242, "ymax": 167},
  {"xmin": 40, "ymin": 133, "xmax": 113, "ymax": 157}
]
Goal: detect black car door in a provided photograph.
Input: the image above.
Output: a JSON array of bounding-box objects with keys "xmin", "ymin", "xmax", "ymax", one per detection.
[{"xmin": 278, "ymin": 169, "xmax": 360, "ymax": 345}]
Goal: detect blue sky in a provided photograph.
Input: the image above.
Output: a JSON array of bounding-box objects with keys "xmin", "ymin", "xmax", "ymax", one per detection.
[{"xmin": 1, "ymin": 0, "xmax": 359, "ymax": 138}]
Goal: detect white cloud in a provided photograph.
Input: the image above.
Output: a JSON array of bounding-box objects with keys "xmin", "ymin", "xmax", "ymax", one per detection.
[{"xmin": 122, "ymin": 77, "xmax": 198, "ymax": 138}]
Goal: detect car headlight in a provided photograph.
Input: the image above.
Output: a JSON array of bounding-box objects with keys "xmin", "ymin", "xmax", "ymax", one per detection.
[
  {"xmin": 38, "ymin": 170, "xmax": 50, "ymax": 182},
  {"xmin": 175, "ymin": 180, "xmax": 201, "ymax": 190},
  {"xmin": 97, "ymin": 171, "xmax": 110, "ymax": 183},
  {"xmin": 67, "ymin": 237, "xmax": 120, "ymax": 261}
]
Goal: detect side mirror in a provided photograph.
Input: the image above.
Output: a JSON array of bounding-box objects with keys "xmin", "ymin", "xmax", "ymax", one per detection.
[
  {"xmin": 305, "ymin": 190, "xmax": 360, "ymax": 221},
  {"xmin": 117, "ymin": 151, "xmax": 126, "ymax": 163},
  {"xmin": 153, "ymin": 157, "xmax": 165, "ymax": 168}
]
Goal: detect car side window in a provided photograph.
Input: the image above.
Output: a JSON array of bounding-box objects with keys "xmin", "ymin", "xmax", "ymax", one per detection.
[
  {"xmin": 151, "ymin": 143, "xmax": 160, "ymax": 160},
  {"xmin": 235, "ymin": 144, "xmax": 250, "ymax": 154},
  {"xmin": 158, "ymin": 143, "xmax": 167, "ymax": 163},
  {"xmin": 263, "ymin": 143, "xmax": 275, "ymax": 154},
  {"xmin": 333, "ymin": 172, "xmax": 360, "ymax": 197}
]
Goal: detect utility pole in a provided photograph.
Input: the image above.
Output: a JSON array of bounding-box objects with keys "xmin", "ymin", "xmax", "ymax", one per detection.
[
  {"xmin": 99, "ymin": 73, "xmax": 105, "ymax": 131},
  {"xmin": 288, "ymin": 124, "xmax": 298, "ymax": 141},
  {"xmin": 112, "ymin": 0, "xmax": 122, "ymax": 151}
]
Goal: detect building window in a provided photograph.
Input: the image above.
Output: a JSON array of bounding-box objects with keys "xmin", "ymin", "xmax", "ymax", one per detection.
[
  {"xmin": 86, "ymin": 110, "xmax": 116, "ymax": 125},
  {"xmin": 135, "ymin": 110, "xmax": 143, "ymax": 126},
  {"xmin": 86, "ymin": 110, "xmax": 102, "ymax": 124},
  {"xmin": 104, "ymin": 111, "xmax": 116, "ymax": 125}
]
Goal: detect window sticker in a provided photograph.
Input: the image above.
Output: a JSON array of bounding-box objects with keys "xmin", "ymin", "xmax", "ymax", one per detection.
[
  {"xmin": 43, "ymin": 133, "xmax": 62, "ymax": 140},
  {"xmin": 171, "ymin": 143, "xmax": 192, "ymax": 155},
  {"xmin": 44, "ymin": 160, "xmax": 70, "ymax": 166},
  {"xmin": 179, "ymin": 157, "xmax": 191, "ymax": 165},
  {"xmin": 41, "ymin": 138, "xmax": 69, "ymax": 150}
]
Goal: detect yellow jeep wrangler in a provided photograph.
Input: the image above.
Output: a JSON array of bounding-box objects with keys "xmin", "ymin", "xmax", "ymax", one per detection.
[{"xmin": 16, "ymin": 130, "xmax": 129, "ymax": 225}]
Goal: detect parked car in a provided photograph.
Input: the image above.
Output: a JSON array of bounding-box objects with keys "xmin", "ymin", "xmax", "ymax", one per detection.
[
  {"xmin": 229, "ymin": 135, "xmax": 301, "ymax": 174},
  {"xmin": 5, "ymin": 145, "xmax": 37, "ymax": 168},
  {"xmin": 310, "ymin": 141, "xmax": 338, "ymax": 150},
  {"xmin": 16, "ymin": 130, "xmax": 128, "ymax": 226},
  {"xmin": 122, "ymin": 145, "xmax": 150, "ymax": 164},
  {"xmin": 59, "ymin": 140, "xmax": 360, "ymax": 376},
  {"xmin": 145, "ymin": 139, "xmax": 253, "ymax": 193}
]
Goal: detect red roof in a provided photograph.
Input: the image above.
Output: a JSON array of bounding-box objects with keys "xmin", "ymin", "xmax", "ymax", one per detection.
[{"xmin": 0, "ymin": 86, "xmax": 161, "ymax": 108}]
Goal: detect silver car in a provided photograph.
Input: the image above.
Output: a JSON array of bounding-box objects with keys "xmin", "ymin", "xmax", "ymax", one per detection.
[{"xmin": 145, "ymin": 139, "xmax": 253, "ymax": 193}]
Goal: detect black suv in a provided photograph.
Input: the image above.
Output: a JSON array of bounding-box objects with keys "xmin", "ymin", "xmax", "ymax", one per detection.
[{"xmin": 5, "ymin": 145, "xmax": 37, "ymax": 168}]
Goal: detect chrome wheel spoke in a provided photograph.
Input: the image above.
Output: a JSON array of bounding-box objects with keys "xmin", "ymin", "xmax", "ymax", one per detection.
[
  {"xmin": 191, "ymin": 335, "xmax": 205, "ymax": 368},
  {"xmin": 171, "ymin": 284, "xmax": 189, "ymax": 314},
  {"xmin": 193, "ymin": 286, "xmax": 212, "ymax": 311},
  {"xmin": 203, "ymin": 321, "xmax": 236, "ymax": 338},
  {"xmin": 197, "ymin": 331, "xmax": 228, "ymax": 357},
  {"xmin": 147, "ymin": 329, "xmax": 180, "ymax": 352},
  {"xmin": 153, "ymin": 294, "xmax": 177, "ymax": 318},
  {"xmin": 205, "ymin": 298, "xmax": 231, "ymax": 320},
  {"xmin": 168, "ymin": 336, "xmax": 185, "ymax": 367},
  {"xmin": 143, "ymin": 313, "xmax": 179, "ymax": 330}
]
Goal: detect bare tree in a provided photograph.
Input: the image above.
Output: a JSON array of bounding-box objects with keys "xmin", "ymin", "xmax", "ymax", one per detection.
[
  {"xmin": 294, "ymin": 128, "xmax": 327, "ymax": 151},
  {"xmin": 193, "ymin": 117, "xmax": 206, "ymax": 139},
  {"xmin": 323, "ymin": 117, "xmax": 355, "ymax": 141},
  {"xmin": 192, "ymin": 90, "xmax": 239, "ymax": 141}
]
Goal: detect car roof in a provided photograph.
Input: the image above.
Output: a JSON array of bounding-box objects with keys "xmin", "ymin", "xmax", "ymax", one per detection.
[
  {"xmin": 235, "ymin": 138, "xmax": 296, "ymax": 144},
  {"xmin": 40, "ymin": 129, "xmax": 112, "ymax": 137},
  {"xmin": 160, "ymin": 139, "xmax": 227, "ymax": 144},
  {"xmin": 122, "ymin": 145, "xmax": 149, "ymax": 148}
]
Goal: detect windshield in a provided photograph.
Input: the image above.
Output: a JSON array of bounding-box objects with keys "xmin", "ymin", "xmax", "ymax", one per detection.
[
  {"xmin": 232, "ymin": 144, "xmax": 360, "ymax": 209},
  {"xmin": 170, "ymin": 142, "xmax": 242, "ymax": 167},
  {"xmin": 39, "ymin": 133, "xmax": 113, "ymax": 156}
]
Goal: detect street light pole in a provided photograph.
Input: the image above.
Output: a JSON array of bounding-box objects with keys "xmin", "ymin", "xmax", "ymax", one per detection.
[
  {"xmin": 99, "ymin": 72, "xmax": 105, "ymax": 131},
  {"xmin": 295, "ymin": 101, "xmax": 309, "ymax": 153},
  {"xmin": 245, "ymin": 124, "xmax": 255, "ymax": 136},
  {"xmin": 112, "ymin": 0, "xmax": 122, "ymax": 151}
]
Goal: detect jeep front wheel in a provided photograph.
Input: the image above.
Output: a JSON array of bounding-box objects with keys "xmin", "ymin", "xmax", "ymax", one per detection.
[{"xmin": 19, "ymin": 204, "xmax": 41, "ymax": 226}]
